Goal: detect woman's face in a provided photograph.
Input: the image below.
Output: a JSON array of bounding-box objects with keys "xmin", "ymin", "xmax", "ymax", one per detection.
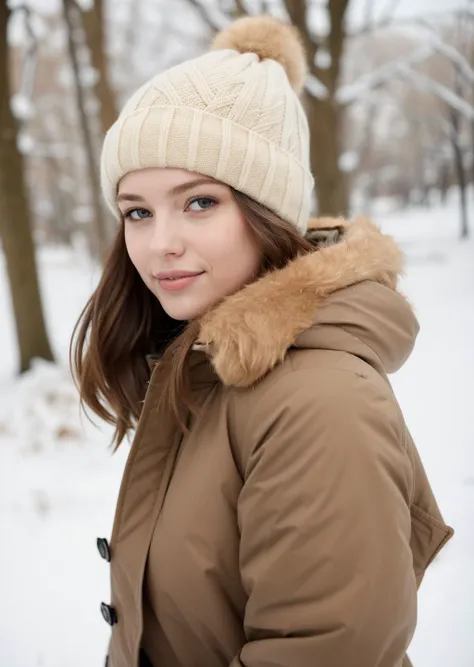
[{"xmin": 118, "ymin": 168, "xmax": 262, "ymax": 321}]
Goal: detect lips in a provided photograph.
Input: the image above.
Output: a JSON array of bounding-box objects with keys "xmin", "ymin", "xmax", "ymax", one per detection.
[
  {"xmin": 156, "ymin": 270, "xmax": 202, "ymax": 280},
  {"xmin": 155, "ymin": 271, "xmax": 204, "ymax": 292}
]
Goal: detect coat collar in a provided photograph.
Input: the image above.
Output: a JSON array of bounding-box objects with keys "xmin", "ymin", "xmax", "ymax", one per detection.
[{"xmin": 195, "ymin": 216, "xmax": 407, "ymax": 387}]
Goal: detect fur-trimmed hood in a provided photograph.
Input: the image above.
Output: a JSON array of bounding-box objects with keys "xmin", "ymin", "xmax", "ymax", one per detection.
[{"xmin": 196, "ymin": 216, "xmax": 419, "ymax": 386}]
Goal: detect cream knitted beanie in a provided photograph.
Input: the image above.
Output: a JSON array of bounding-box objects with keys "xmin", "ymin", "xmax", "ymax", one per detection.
[{"xmin": 100, "ymin": 16, "xmax": 314, "ymax": 234}]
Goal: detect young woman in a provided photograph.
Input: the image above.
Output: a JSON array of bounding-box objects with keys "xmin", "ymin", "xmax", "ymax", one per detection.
[{"xmin": 72, "ymin": 16, "xmax": 453, "ymax": 667}]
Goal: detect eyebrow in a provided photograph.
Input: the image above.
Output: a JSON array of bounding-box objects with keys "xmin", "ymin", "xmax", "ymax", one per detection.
[{"xmin": 117, "ymin": 177, "xmax": 220, "ymax": 203}]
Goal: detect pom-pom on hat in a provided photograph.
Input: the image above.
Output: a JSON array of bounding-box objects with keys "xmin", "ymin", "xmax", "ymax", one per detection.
[{"xmin": 100, "ymin": 15, "xmax": 314, "ymax": 233}]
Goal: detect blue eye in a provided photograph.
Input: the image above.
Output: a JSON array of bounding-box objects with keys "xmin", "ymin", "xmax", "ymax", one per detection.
[
  {"xmin": 187, "ymin": 197, "xmax": 217, "ymax": 212},
  {"xmin": 125, "ymin": 207, "xmax": 151, "ymax": 221}
]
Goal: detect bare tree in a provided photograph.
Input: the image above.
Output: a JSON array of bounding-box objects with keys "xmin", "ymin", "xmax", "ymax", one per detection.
[
  {"xmin": 0, "ymin": 1, "xmax": 54, "ymax": 372},
  {"xmin": 286, "ymin": 0, "xmax": 351, "ymax": 216},
  {"xmin": 448, "ymin": 72, "xmax": 469, "ymax": 238},
  {"xmin": 80, "ymin": 0, "xmax": 118, "ymax": 137},
  {"xmin": 62, "ymin": 0, "xmax": 112, "ymax": 262},
  {"xmin": 399, "ymin": 18, "xmax": 473, "ymax": 238}
]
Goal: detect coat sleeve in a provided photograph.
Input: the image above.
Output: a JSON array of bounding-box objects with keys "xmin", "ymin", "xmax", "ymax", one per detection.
[{"xmin": 230, "ymin": 367, "xmax": 416, "ymax": 667}]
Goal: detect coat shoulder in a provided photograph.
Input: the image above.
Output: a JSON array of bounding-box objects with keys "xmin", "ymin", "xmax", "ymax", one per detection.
[
  {"xmin": 227, "ymin": 349, "xmax": 407, "ymax": 478},
  {"xmin": 240, "ymin": 345, "xmax": 398, "ymax": 409},
  {"xmin": 286, "ymin": 346, "xmax": 395, "ymax": 398}
]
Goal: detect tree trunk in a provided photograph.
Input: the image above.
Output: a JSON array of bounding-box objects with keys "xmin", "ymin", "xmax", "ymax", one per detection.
[
  {"xmin": 449, "ymin": 74, "xmax": 469, "ymax": 239},
  {"xmin": 450, "ymin": 116, "xmax": 469, "ymax": 239},
  {"xmin": 62, "ymin": 0, "xmax": 112, "ymax": 263},
  {"xmin": 0, "ymin": 1, "xmax": 54, "ymax": 372},
  {"xmin": 285, "ymin": 0, "xmax": 350, "ymax": 217},
  {"xmin": 413, "ymin": 121, "xmax": 430, "ymax": 207},
  {"xmin": 80, "ymin": 0, "xmax": 118, "ymax": 137},
  {"xmin": 358, "ymin": 98, "xmax": 378, "ymax": 214},
  {"xmin": 44, "ymin": 155, "xmax": 74, "ymax": 245},
  {"xmin": 306, "ymin": 94, "xmax": 349, "ymax": 216},
  {"xmin": 471, "ymin": 119, "xmax": 474, "ymax": 188},
  {"xmin": 438, "ymin": 160, "xmax": 449, "ymax": 205}
]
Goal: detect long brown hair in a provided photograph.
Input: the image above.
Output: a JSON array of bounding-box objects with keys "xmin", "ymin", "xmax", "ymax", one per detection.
[{"xmin": 70, "ymin": 190, "xmax": 313, "ymax": 448}]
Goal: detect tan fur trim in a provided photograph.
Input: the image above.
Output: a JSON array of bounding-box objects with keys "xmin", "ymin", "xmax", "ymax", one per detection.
[
  {"xmin": 306, "ymin": 216, "xmax": 349, "ymax": 247},
  {"xmin": 211, "ymin": 16, "xmax": 307, "ymax": 94},
  {"xmin": 197, "ymin": 217, "xmax": 404, "ymax": 387},
  {"xmin": 308, "ymin": 216, "xmax": 349, "ymax": 230}
]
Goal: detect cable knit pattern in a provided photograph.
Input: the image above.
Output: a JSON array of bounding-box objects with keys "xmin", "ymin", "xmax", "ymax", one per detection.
[{"xmin": 100, "ymin": 17, "xmax": 314, "ymax": 233}]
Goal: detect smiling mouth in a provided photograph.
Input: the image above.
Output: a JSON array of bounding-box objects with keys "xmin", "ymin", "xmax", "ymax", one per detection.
[{"xmin": 157, "ymin": 272, "xmax": 204, "ymax": 292}]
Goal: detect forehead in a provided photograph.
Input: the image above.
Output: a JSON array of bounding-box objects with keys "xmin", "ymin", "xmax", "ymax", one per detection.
[{"xmin": 117, "ymin": 168, "xmax": 216, "ymax": 195}]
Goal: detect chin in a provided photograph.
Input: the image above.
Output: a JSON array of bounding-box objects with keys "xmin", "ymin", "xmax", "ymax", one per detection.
[{"xmin": 160, "ymin": 298, "xmax": 212, "ymax": 322}]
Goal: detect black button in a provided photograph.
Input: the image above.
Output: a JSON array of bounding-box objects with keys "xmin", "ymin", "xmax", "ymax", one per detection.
[
  {"xmin": 97, "ymin": 537, "xmax": 111, "ymax": 562},
  {"xmin": 101, "ymin": 602, "xmax": 117, "ymax": 626}
]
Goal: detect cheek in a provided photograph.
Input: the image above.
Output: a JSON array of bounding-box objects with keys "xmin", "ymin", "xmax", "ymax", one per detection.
[
  {"xmin": 207, "ymin": 216, "xmax": 261, "ymax": 282},
  {"xmin": 124, "ymin": 228, "xmax": 140, "ymax": 264}
]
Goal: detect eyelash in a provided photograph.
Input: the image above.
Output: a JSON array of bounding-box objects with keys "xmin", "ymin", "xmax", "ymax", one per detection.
[
  {"xmin": 123, "ymin": 207, "xmax": 150, "ymax": 221},
  {"xmin": 122, "ymin": 196, "xmax": 218, "ymax": 221},
  {"xmin": 185, "ymin": 195, "xmax": 218, "ymax": 212}
]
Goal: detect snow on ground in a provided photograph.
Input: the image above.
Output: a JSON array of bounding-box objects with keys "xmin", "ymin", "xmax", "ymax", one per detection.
[
  {"xmin": 379, "ymin": 199, "xmax": 474, "ymax": 666},
  {"xmin": 0, "ymin": 193, "xmax": 473, "ymax": 667}
]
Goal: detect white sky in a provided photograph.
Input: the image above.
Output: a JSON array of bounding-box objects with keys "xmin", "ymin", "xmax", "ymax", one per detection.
[
  {"xmin": 9, "ymin": 0, "xmax": 472, "ymax": 21},
  {"xmin": 349, "ymin": 0, "xmax": 470, "ymax": 25}
]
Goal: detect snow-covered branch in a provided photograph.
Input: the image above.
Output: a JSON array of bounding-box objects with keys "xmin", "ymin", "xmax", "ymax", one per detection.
[
  {"xmin": 305, "ymin": 73, "xmax": 329, "ymax": 100},
  {"xmin": 418, "ymin": 21, "xmax": 474, "ymax": 86},
  {"xmin": 358, "ymin": 0, "xmax": 401, "ymax": 33},
  {"xmin": 185, "ymin": 0, "xmax": 229, "ymax": 32},
  {"xmin": 398, "ymin": 65, "xmax": 474, "ymax": 121},
  {"xmin": 11, "ymin": 4, "xmax": 38, "ymax": 124},
  {"xmin": 337, "ymin": 45, "xmax": 434, "ymax": 106},
  {"xmin": 379, "ymin": 0, "xmax": 401, "ymax": 22}
]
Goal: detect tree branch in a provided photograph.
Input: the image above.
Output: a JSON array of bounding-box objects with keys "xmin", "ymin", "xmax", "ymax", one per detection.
[
  {"xmin": 360, "ymin": 0, "xmax": 400, "ymax": 32},
  {"xmin": 362, "ymin": 0, "xmax": 375, "ymax": 29},
  {"xmin": 337, "ymin": 44, "xmax": 434, "ymax": 106},
  {"xmin": 327, "ymin": 0, "xmax": 350, "ymax": 92},
  {"xmin": 283, "ymin": 0, "xmax": 336, "ymax": 92},
  {"xmin": 417, "ymin": 19, "xmax": 474, "ymax": 86},
  {"xmin": 233, "ymin": 0, "xmax": 249, "ymax": 16},
  {"xmin": 79, "ymin": 0, "xmax": 118, "ymax": 136},
  {"xmin": 379, "ymin": 0, "xmax": 401, "ymax": 23},
  {"xmin": 62, "ymin": 0, "xmax": 111, "ymax": 261},
  {"xmin": 348, "ymin": 9, "xmax": 421, "ymax": 39},
  {"xmin": 305, "ymin": 73, "xmax": 329, "ymax": 99},
  {"xmin": 398, "ymin": 64, "xmax": 474, "ymax": 122},
  {"xmin": 11, "ymin": 4, "xmax": 38, "ymax": 124},
  {"xmin": 406, "ymin": 109, "xmax": 456, "ymax": 143},
  {"xmin": 185, "ymin": 0, "xmax": 228, "ymax": 33},
  {"xmin": 283, "ymin": 0, "xmax": 318, "ymax": 74}
]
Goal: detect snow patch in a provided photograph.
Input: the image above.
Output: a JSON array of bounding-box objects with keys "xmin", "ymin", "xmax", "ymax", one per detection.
[
  {"xmin": 305, "ymin": 74, "xmax": 329, "ymax": 100},
  {"xmin": 11, "ymin": 94, "xmax": 35, "ymax": 121},
  {"xmin": 0, "ymin": 360, "xmax": 84, "ymax": 454},
  {"xmin": 17, "ymin": 131, "xmax": 36, "ymax": 154},
  {"xmin": 315, "ymin": 48, "xmax": 332, "ymax": 69},
  {"xmin": 339, "ymin": 150, "xmax": 359, "ymax": 172}
]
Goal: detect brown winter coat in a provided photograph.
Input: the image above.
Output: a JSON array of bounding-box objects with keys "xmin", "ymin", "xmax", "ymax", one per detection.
[{"xmin": 104, "ymin": 217, "xmax": 453, "ymax": 667}]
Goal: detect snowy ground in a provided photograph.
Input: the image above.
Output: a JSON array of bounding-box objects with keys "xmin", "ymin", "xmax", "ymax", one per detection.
[{"xmin": 0, "ymin": 193, "xmax": 473, "ymax": 667}]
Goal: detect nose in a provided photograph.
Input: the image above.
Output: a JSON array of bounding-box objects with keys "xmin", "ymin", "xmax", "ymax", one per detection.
[{"xmin": 148, "ymin": 215, "xmax": 184, "ymax": 257}]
